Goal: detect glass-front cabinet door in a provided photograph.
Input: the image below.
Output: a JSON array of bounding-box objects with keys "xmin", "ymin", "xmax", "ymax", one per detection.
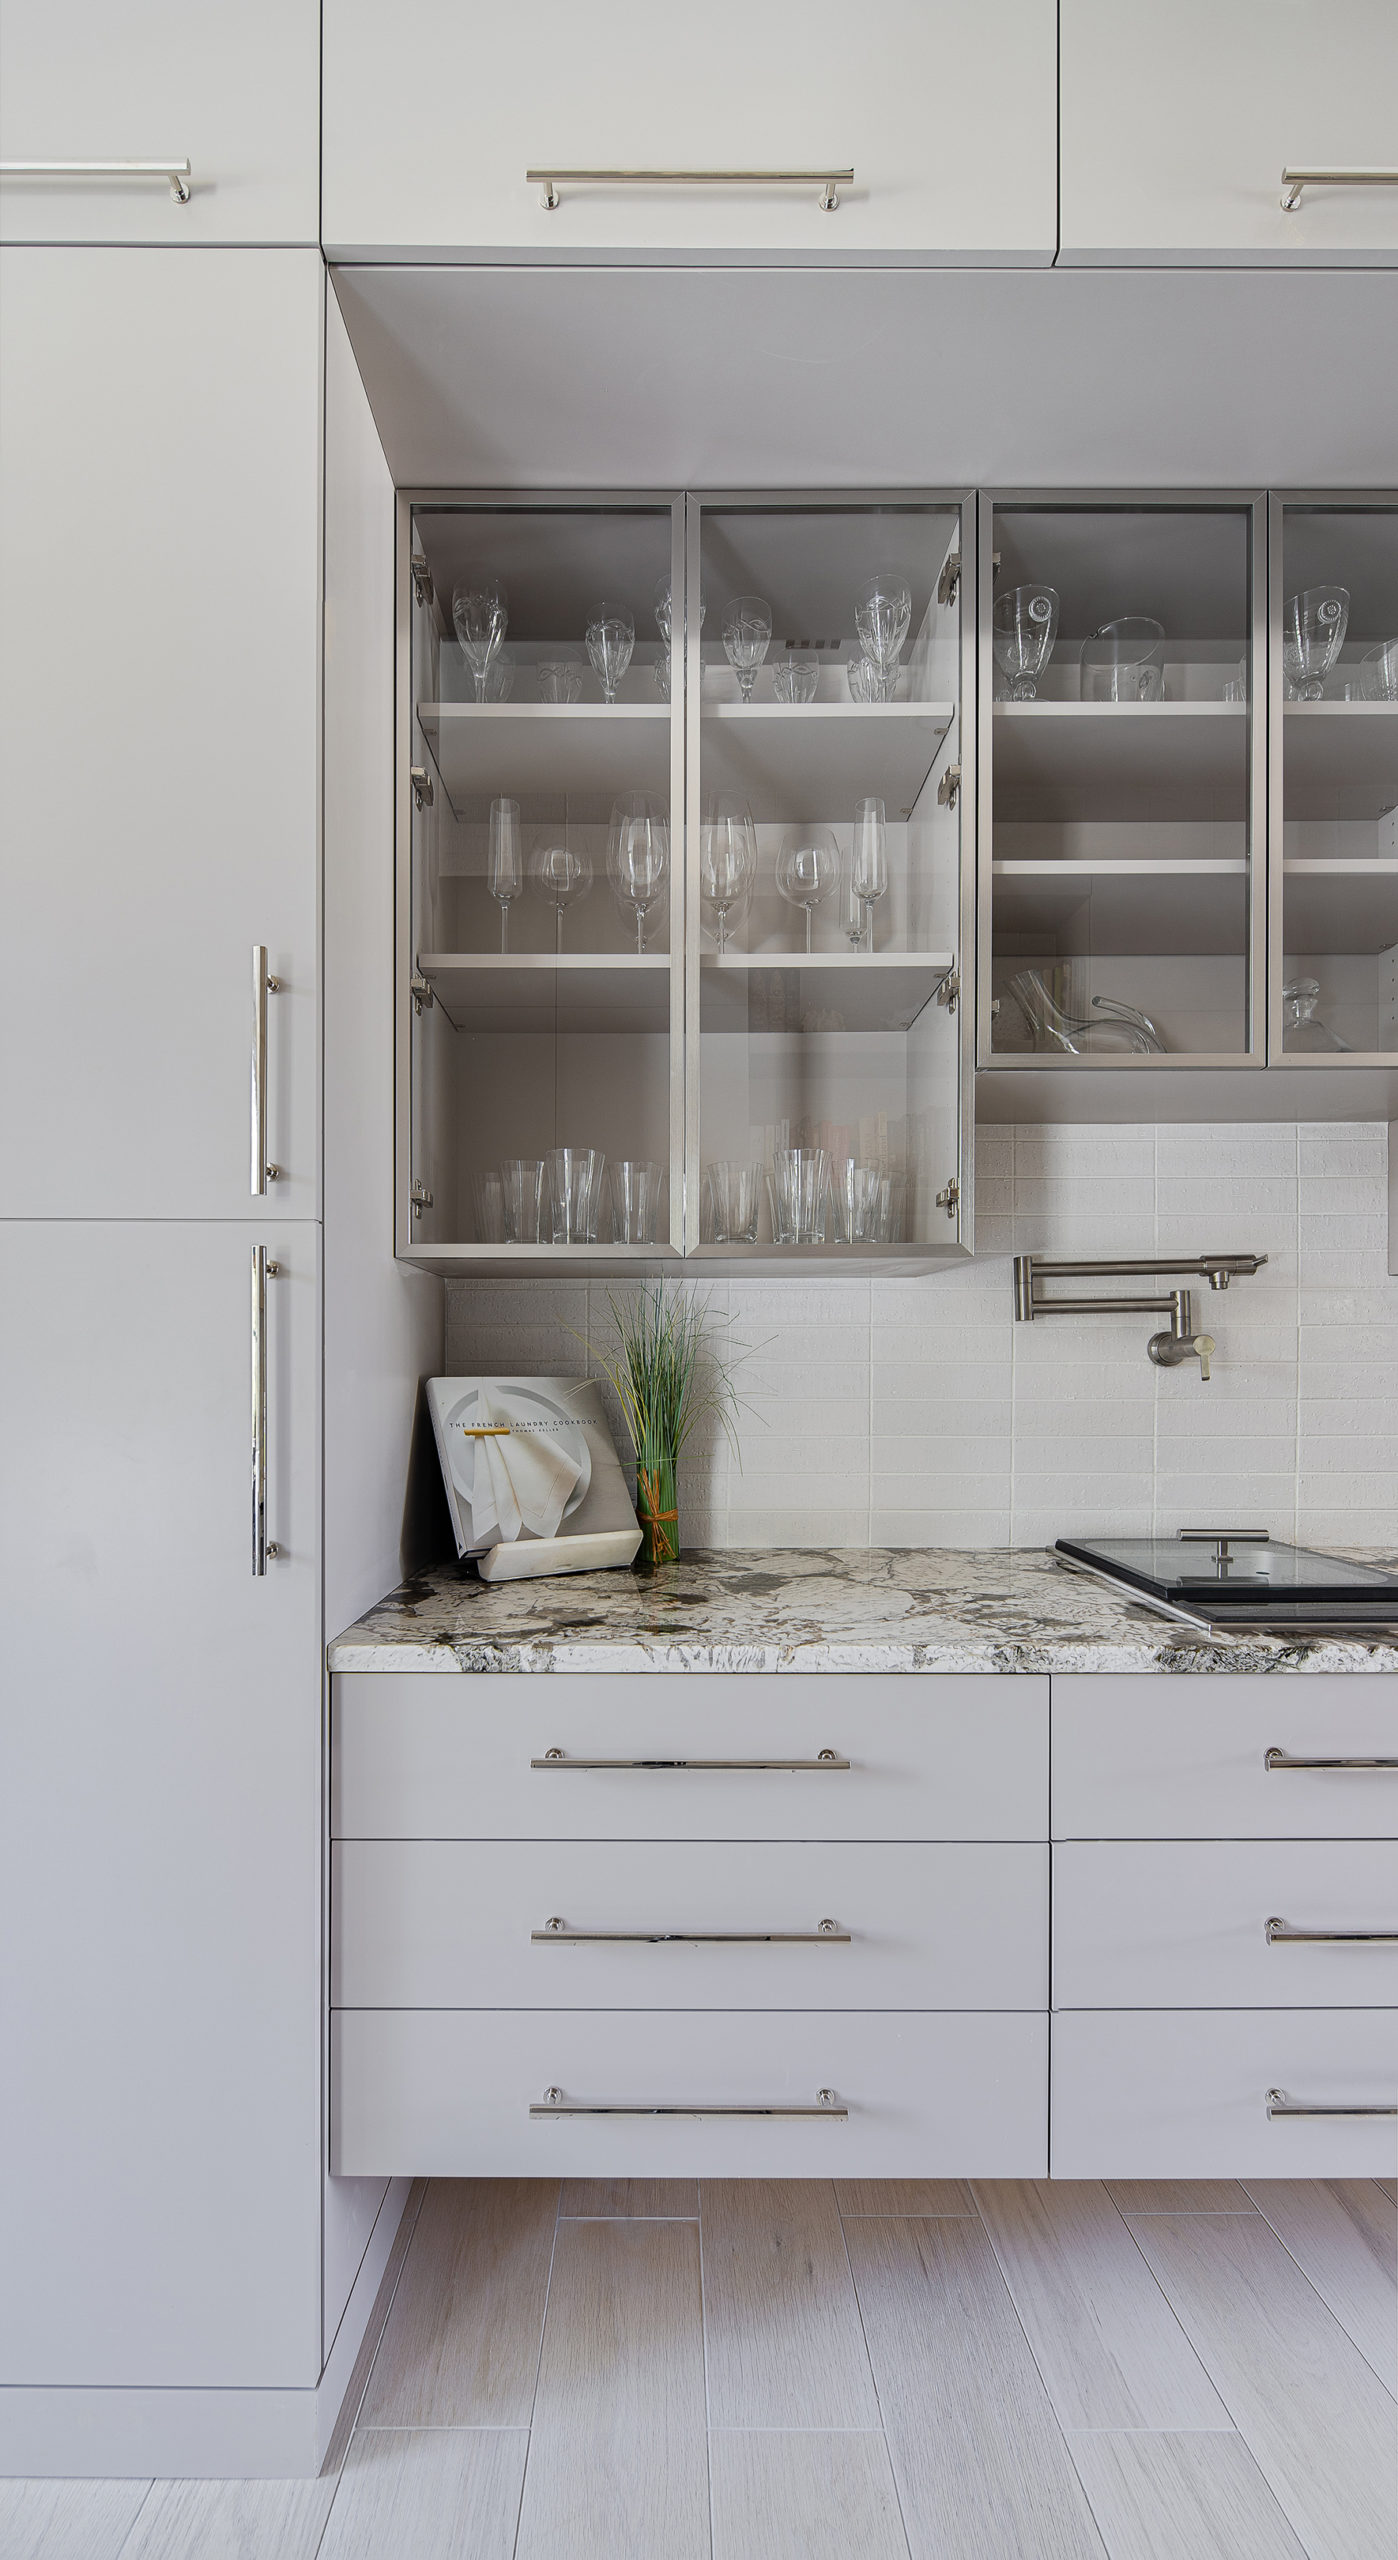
[
  {"xmin": 1272, "ymin": 495, "xmax": 1398, "ymax": 1062},
  {"xmin": 978, "ymin": 494, "xmax": 1265, "ymax": 1073}
]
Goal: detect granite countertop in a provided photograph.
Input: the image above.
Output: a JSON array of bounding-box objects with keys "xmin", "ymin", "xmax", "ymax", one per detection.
[{"xmin": 327, "ymin": 1547, "xmax": 1398, "ymax": 1676}]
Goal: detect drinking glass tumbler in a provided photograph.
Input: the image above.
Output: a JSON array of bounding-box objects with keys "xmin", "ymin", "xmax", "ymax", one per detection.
[
  {"xmin": 1080, "ymin": 617, "xmax": 1165, "ymax": 703},
  {"xmin": 772, "ymin": 655, "xmax": 820, "ymax": 703},
  {"xmin": 547, "ymin": 1147, "xmax": 605, "ymax": 1244},
  {"xmin": 829, "ymin": 1160, "xmax": 882, "ymax": 1244},
  {"xmin": 537, "ymin": 660, "xmax": 583, "ymax": 703},
  {"xmin": 768, "ymin": 1148, "xmax": 829, "ymax": 1245},
  {"xmin": 472, "ymin": 1168, "xmax": 505, "ymax": 1242},
  {"xmin": 703, "ymin": 1161, "xmax": 762, "ymax": 1244},
  {"xmin": 722, "ymin": 596, "xmax": 773, "ymax": 702},
  {"xmin": 1360, "ymin": 637, "xmax": 1398, "ymax": 701},
  {"xmin": 452, "ymin": 576, "xmax": 507, "ymax": 701},
  {"xmin": 501, "ymin": 1159, "xmax": 545, "ymax": 1243},
  {"xmin": 586, "ymin": 602, "xmax": 635, "ymax": 703},
  {"xmin": 608, "ymin": 1159, "xmax": 662, "ymax": 1244},
  {"xmin": 992, "ymin": 585, "xmax": 1059, "ymax": 701},
  {"xmin": 488, "ymin": 797, "xmax": 523, "ymax": 951},
  {"xmin": 1282, "ymin": 586, "xmax": 1349, "ymax": 700}
]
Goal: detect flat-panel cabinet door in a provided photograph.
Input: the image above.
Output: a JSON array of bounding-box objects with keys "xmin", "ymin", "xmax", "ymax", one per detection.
[
  {"xmin": 1061, "ymin": 0, "xmax": 1398, "ymax": 265},
  {"xmin": 0, "ymin": 249, "xmax": 321, "ymax": 1217},
  {"xmin": 0, "ymin": 1221, "xmax": 322, "ymax": 2386},
  {"xmin": 323, "ymin": 0, "xmax": 1055, "ymax": 264},
  {"xmin": 0, "ymin": 0, "xmax": 320, "ymax": 243}
]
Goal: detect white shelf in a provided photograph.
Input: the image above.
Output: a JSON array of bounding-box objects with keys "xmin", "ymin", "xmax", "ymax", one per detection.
[
  {"xmin": 1282, "ymin": 703, "xmax": 1398, "ymax": 820},
  {"xmin": 993, "ymin": 702, "xmax": 1247, "ymax": 821},
  {"xmin": 991, "ymin": 859, "xmax": 1248, "ymax": 954},
  {"xmin": 699, "ymin": 951, "xmax": 954, "ymax": 1034},
  {"xmin": 417, "ymin": 951, "xmax": 672, "ymax": 1033},
  {"xmin": 417, "ymin": 702, "xmax": 672, "ymax": 812},
  {"xmin": 1282, "ymin": 861, "xmax": 1398, "ymax": 956},
  {"xmin": 701, "ymin": 702, "xmax": 954, "ymax": 821}
]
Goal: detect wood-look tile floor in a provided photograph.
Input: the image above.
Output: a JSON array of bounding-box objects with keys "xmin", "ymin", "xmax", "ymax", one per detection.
[{"xmin": 6, "ymin": 2178, "xmax": 1395, "ymax": 2560}]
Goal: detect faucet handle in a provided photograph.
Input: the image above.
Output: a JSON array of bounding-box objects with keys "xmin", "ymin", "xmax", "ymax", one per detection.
[{"xmin": 1194, "ymin": 1333, "xmax": 1215, "ymax": 1381}]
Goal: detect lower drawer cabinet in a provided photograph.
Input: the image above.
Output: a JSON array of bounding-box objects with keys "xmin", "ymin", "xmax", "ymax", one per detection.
[
  {"xmin": 1055, "ymin": 1840, "xmax": 1398, "ymax": 2007},
  {"xmin": 331, "ymin": 2009, "xmax": 1048, "ymax": 2179},
  {"xmin": 1052, "ymin": 2010, "xmax": 1398, "ymax": 2178}
]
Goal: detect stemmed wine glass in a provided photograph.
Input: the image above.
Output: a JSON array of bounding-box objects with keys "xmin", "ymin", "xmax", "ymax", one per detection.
[
  {"xmin": 854, "ymin": 572, "xmax": 912, "ymax": 701},
  {"xmin": 586, "ymin": 601, "xmax": 635, "ymax": 704},
  {"xmin": 452, "ymin": 576, "xmax": 507, "ymax": 703},
  {"xmin": 849, "ymin": 797, "xmax": 888, "ymax": 951},
  {"xmin": 993, "ymin": 585, "xmax": 1059, "ymax": 701},
  {"xmin": 608, "ymin": 793, "xmax": 669, "ymax": 953},
  {"xmin": 776, "ymin": 827, "xmax": 840, "ymax": 952},
  {"xmin": 531, "ymin": 840, "xmax": 592, "ymax": 953},
  {"xmin": 722, "ymin": 596, "xmax": 772, "ymax": 702},
  {"xmin": 488, "ymin": 797, "xmax": 523, "ymax": 951},
  {"xmin": 1282, "ymin": 586, "xmax": 1350, "ymax": 701},
  {"xmin": 700, "ymin": 797, "xmax": 757, "ymax": 955}
]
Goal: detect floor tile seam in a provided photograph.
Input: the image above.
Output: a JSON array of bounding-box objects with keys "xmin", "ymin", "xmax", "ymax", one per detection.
[
  {"xmin": 510, "ymin": 2179, "xmax": 565, "ymax": 2551},
  {"xmin": 1235, "ymin": 2194, "xmax": 1398, "ymax": 2402},
  {"xmin": 110, "ymin": 2481, "xmax": 159, "ymax": 2560},
  {"xmin": 831, "ymin": 2200, "xmax": 916, "ymax": 2560},
  {"xmin": 1114, "ymin": 2212, "xmax": 1299, "ymax": 2455},
  {"xmin": 705, "ymin": 2421, "xmax": 890, "ymax": 2434},
  {"xmin": 1096, "ymin": 2186, "xmax": 1246, "ymax": 2432},
  {"xmin": 965, "ymin": 2182, "xmax": 1113, "ymax": 2441},
  {"xmin": 338, "ymin": 2174, "xmax": 430, "ymax": 2456},
  {"xmin": 352, "ymin": 2420, "xmax": 536, "ymax": 2433}
]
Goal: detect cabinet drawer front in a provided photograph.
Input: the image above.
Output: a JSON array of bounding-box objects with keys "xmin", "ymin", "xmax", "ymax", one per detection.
[
  {"xmin": 332, "ymin": 2008, "xmax": 1048, "ymax": 2179},
  {"xmin": 332, "ymin": 1840, "xmax": 1048, "ymax": 2012},
  {"xmin": 1055, "ymin": 1841, "xmax": 1398, "ymax": 2008},
  {"xmin": 1053, "ymin": 1674, "xmax": 1398, "ymax": 1839},
  {"xmin": 1052, "ymin": 2010, "xmax": 1398, "ymax": 2178},
  {"xmin": 332, "ymin": 1672, "xmax": 1048, "ymax": 1841}
]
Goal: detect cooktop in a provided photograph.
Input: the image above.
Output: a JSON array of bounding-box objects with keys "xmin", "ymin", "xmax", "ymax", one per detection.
[{"xmin": 1055, "ymin": 1532, "xmax": 1398, "ymax": 1633}]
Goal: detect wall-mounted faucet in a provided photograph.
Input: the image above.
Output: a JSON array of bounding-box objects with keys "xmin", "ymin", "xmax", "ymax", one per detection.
[{"xmin": 1013, "ymin": 1254, "xmax": 1268, "ymax": 1382}]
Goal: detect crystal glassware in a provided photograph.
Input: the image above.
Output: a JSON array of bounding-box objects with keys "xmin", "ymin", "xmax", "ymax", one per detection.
[
  {"xmin": 546, "ymin": 1146, "xmax": 605, "ymax": 1244},
  {"xmin": 478, "ymin": 649, "xmax": 515, "ymax": 703},
  {"xmin": 854, "ymin": 571, "xmax": 912, "ymax": 697},
  {"xmin": 654, "ymin": 577, "xmax": 705, "ymax": 645},
  {"xmin": 722, "ymin": 595, "xmax": 772, "ymax": 702},
  {"xmin": 776, "ymin": 827, "xmax": 840, "ymax": 952},
  {"xmin": 772, "ymin": 655, "xmax": 820, "ymax": 703},
  {"xmin": 703, "ymin": 1161, "xmax": 763, "ymax": 1245},
  {"xmin": 500, "ymin": 1158, "xmax": 545, "ymax": 1243},
  {"xmin": 652, "ymin": 653, "xmax": 671, "ymax": 701},
  {"xmin": 530, "ymin": 839, "xmax": 592, "ymax": 952},
  {"xmin": 488, "ymin": 796, "xmax": 523, "ymax": 951},
  {"xmin": 1008, "ymin": 966, "xmax": 1166, "ymax": 1056},
  {"xmin": 472, "ymin": 1167, "xmax": 505, "ymax": 1242},
  {"xmin": 846, "ymin": 656, "xmax": 883, "ymax": 704},
  {"xmin": 451, "ymin": 576, "xmax": 507, "ymax": 703},
  {"xmin": 875, "ymin": 1171, "xmax": 907, "ymax": 1244},
  {"xmin": 1360, "ymin": 637, "xmax": 1398, "ymax": 701},
  {"xmin": 1080, "ymin": 617, "xmax": 1165, "ymax": 703},
  {"xmin": 849, "ymin": 796, "xmax": 889, "ymax": 951},
  {"xmin": 1282, "ymin": 978, "xmax": 1351, "ymax": 1052},
  {"xmin": 586, "ymin": 601, "xmax": 635, "ymax": 703},
  {"xmin": 1282, "ymin": 586, "xmax": 1349, "ymax": 701},
  {"xmin": 608, "ymin": 792, "xmax": 669, "ymax": 953},
  {"xmin": 537, "ymin": 660, "xmax": 583, "ymax": 703},
  {"xmin": 829, "ymin": 1159, "xmax": 882, "ymax": 1243},
  {"xmin": 993, "ymin": 584, "xmax": 1059, "ymax": 701},
  {"xmin": 768, "ymin": 1147, "xmax": 829, "ymax": 1245},
  {"xmin": 608, "ymin": 1158, "xmax": 663, "ymax": 1244},
  {"xmin": 700, "ymin": 796, "xmax": 757, "ymax": 955}
]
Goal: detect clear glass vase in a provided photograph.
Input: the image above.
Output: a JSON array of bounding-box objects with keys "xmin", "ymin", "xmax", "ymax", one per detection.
[{"xmin": 636, "ymin": 1450, "xmax": 680, "ymax": 1564}]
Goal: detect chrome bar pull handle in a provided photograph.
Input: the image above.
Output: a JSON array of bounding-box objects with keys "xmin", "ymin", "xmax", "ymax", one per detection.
[
  {"xmin": 1265, "ymin": 1748, "xmax": 1398, "ymax": 1772},
  {"xmin": 250, "ymin": 946, "xmax": 282, "ymax": 1196},
  {"xmin": 1266, "ymin": 1917, "xmax": 1398, "ymax": 1944},
  {"xmin": 1267, "ymin": 2087, "xmax": 1398, "ymax": 2118},
  {"xmin": 0, "ymin": 157, "xmax": 192, "ymax": 202},
  {"xmin": 530, "ymin": 2086, "xmax": 846, "ymax": 2119},
  {"xmin": 251, "ymin": 1245, "xmax": 281, "ymax": 1576},
  {"xmin": 528, "ymin": 165, "xmax": 852, "ymax": 212},
  {"xmin": 531, "ymin": 1917, "xmax": 850, "ymax": 1945},
  {"xmin": 1282, "ymin": 166, "xmax": 1398, "ymax": 211},
  {"xmin": 531, "ymin": 1748, "xmax": 849, "ymax": 1772}
]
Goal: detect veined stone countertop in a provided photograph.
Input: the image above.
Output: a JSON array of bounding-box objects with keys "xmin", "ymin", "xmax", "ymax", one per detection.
[{"xmin": 328, "ymin": 1547, "xmax": 1398, "ymax": 1676}]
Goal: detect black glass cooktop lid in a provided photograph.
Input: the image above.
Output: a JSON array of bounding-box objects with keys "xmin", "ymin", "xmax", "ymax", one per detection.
[{"xmin": 1056, "ymin": 1534, "xmax": 1398, "ymax": 1609}]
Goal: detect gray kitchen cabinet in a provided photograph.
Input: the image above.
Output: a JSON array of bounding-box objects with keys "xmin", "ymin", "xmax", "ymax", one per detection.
[{"xmin": 0, "ymin": 0, "xmax": 320, "ymax": 244}]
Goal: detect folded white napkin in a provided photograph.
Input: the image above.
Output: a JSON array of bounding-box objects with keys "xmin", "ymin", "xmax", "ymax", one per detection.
[{"xmin": 475, "ymin": 1388, "xmax": 584, "ymax": 1543}]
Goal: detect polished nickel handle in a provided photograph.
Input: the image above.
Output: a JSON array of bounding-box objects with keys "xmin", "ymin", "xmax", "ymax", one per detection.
[
  {"xmin": 1267, "ymin": 1916, "xmax": 1398, "ymax": 1944},
  {"xmin": 251, "ymin": 1245, "xmax": 281, "ymax": 1576},
  {"xmin": 1282, "ymin": 166, "xmax": 1398, "ymax": 212},
  {"xmin": 528, "ymin": 165, "xmax": 851, "ymax": 212},
  {"xmin": 531, "ymin": 1747, "xmax": 849, "ymax": 1771},
  {"xmin": 1265, "ymin": 1748, "xmax": 1398, "ymax": 1772},
  {"xmin": 532, "ymin": 1916, "xmax": 850, "ymax": 1945},
  {"xmin": 250, "ymin": 946, "xmax": 282, "ymax": 1195},
  {"xmin": 531, "ymin": 2085, "xmax": 847, "ymax": 2118},
  {"xmin": 1267, "ymin": 2086, "xmax": 1398, "ymax": 2118},
  {"xmin": 0, "ymin": 157, "xmax": 191, "ymax": 202}
]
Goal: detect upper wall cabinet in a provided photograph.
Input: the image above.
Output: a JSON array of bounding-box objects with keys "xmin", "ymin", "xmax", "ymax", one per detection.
[
  {"xmin": 0, "ymin": 1, "xmax": 320, "ymax": 244},
  {"xmin": 1060, "ymin": 0, "xmax": 1398, "ymax": 265},
  {"xmin": 322, "ymin": 1, "xmax": 1055, "ymax": 265}
]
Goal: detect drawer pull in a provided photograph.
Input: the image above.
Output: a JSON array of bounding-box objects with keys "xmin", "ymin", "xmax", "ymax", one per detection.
[
  {"xmin": 528, "ymin": 165, "xmax": 853, "ymax": 213},
  {"xmin": 531, "ymin": 1915, "xmax": 850, "ymax": 1945},
  {"xmin": 530, "ymin": 2084, "xmax": 847, "ymax": 2118},
  {"xmin": 531, "ymin": 1747, "xmax": 849, "ymax": 1771},
  {"xmin": 1281, "ymin": 165, "xmax": 1398, "ymax": 212},
  {"xmin": 1265, "ymin": 1748, "xmax": 1398, "ymax": 1773},
  {"xmin": 1266, "ymin": 2086, "xmax": 1398, "ymax": 2119},
  {"xmin": 0, "ymin": 156, "xmax": 192, "ymax": 203},
  {"xmin": 1266, "ymin": 1916, "xmax": 1398, "ymax": 1945}
]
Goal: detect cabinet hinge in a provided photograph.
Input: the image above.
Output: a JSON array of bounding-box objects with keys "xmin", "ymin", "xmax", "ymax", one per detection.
[
  {"xmin": 934, "ymin": 1175, "xmax": 960, "ymax": 1221},
  {"xmin": 410, "ymin": 968, "xmax": 435, "ymax": 1015},
  {"xmin": 410, "ymin": 552, "xmax": 434, "ymax": 609},
  {"xmin": 936, "ymin": 548, "xmax": 960, "ymax": 607},
  {"xmin": 991, "ymin": 550, "xmax": 1002, "ymax": 582},
  {"xmin": 937, "ymin": 965, "xmax": 960, "ymax": 1016},
  {"xmin": 937, "ymin": 761, "xmax": 961, "ymax": 809},
  {"xmin": 411, "ymin": 1178, "xmax": 434, "ymax": 1220},
  {"xmin": 410, "ymin": 764, "xmax": 434, "ymax": 811}
]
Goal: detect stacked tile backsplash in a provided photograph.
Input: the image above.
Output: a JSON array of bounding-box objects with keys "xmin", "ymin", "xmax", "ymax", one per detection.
[{"xmin": 444, "ymin": 1123, "xmax": 1397, "ymax": 1550}]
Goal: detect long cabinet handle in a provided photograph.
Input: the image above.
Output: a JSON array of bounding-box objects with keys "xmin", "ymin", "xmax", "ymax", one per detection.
[
  {"xmin": 0, "ymin": 157, "xmax": 191, "ymax": 202},
  {"xmin": 1282, "ymin": 165, "xmax": 1398, "ymax": 211},
  {"xmin": 251, "ymin": 1245, "xmax": 281, "ymax": 1576},
  {"xmin": 528, "ymin": 165, "xmax": 852, "ymax": 212},
  {"xmin": 531, "ymin": 2085, "xmax": 847, "ymax": 2118},
  {"xmin": 250, "ymin": 946, "xmax": 282, "ymax": 1196},
  {"xmin": 531, "ymin": 1916, "xmax": 850, "ymax": 1945},
  {"xmin": 530, "ymin": 1748, "xmax": 849, "ymax": 1772},
  {"xmin": 1267, "ymin": 1916, "xmax": 1398, "ymax": 1944},
  {"xmin": 1265, "ymin": 1748, "xmax": 1398, "ymax": 1772},
  {"xmin": 1267, "ymin": 2086, "xmax": 1398, "ymax": 2118}
]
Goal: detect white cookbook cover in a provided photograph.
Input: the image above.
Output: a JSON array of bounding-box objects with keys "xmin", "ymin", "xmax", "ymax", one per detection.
[{"xmin": 428, "ymin": 1376, "xmax": 641, "ymax": 1578}]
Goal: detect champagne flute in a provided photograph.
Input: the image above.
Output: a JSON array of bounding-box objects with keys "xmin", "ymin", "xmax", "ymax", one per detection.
[
  {"xmin": 776, "ymin": 827, "xmax": 840, "ymax": 952},
  {"xmin": 488, "ymin": 796, "xmax": 523, "ymax": 951},
  {"xmin": 849, "ymin": 797, "xmax": 888, "ymax": 951},
  {"xmin": 586, "ymin": 601, "xmax": 635, "ymax": 704},
  {"xmin": 722, "ymin": 595, "xmax": 772, "ymax": 702},
  {"xmin": 531, "ymin": 839, "xmax": 592, "ymax": 953},
  {"xmin": 608, "ymin": 792, "xmax": 669, "ymax": 954},
  {"xmin": 854, "ymin": 572, "xmax": 911, "ymax": 699},
  {"xmin": 700, "ymin": 797, "xmax": 756, "ymax": 955},
  {"xmin": 452, "ymin": 576, "xmax": 507, "ymax": 703}
]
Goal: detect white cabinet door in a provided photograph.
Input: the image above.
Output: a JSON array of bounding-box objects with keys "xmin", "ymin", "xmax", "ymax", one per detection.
[
  {"xmin": 0, "ymin": 249, "xmax": 322, "ymax": 1217},
  {"xmin": 322, "ymin": 0, "xmax": 1055, "ymax": 264},
  {"xmin": 0, "ymin": 1, "xmax": 320, "ymax": 244},
  {"xmin": 1061, "ymin": 0, "xmax": 1398, "ymax": 265},
  {"xmin": 0, "ymin": 1221, "xmax": 323, "ymax": 2387},
  {"xmin": 1055, "ymin": 1841, "xmax": 1398, "ymax": 2008},
  {"xmin": 1053, "ymin": 2011, "xmax": 1398, "ymax": 2178},
  {"xmin": 1052, "ymin": 1674, "xmax": 1398, "ymax": 1839}
]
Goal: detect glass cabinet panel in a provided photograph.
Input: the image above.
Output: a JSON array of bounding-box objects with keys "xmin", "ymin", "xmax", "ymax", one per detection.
[
  {"xmin": 1273, "ymin": 497, "xmax": 1398, "ymax": 1059},
  {"xmin": 688, "ymin": 494, "xmax": 970, "ymax": 1259},
  {"xmin": 980, "ymin": 498, "xmax": 1263, "ymax": 1069}
]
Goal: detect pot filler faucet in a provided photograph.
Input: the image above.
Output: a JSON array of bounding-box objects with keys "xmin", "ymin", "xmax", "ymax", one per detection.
[{"xmin": 1012, "ymin": 1254, "xmax": 1269, "ymax": 1382}]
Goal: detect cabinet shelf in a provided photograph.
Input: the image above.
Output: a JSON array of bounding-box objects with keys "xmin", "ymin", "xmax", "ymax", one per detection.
[
  {"xmin": 993, "ymin": 702, "xmax": 1247, "ymax": 820},
  {"xmin": 992, "ymin": 859, "xmax": 1248, "ymax": 954},
  {"xmin": 699, "ymin": 951, "xmax": 954, "ymax": 1034},
  {"xmin": 417, "ymin": 702, "xmax": 672, "ymax": 811},
  {"xmin": 1282, "ymin": 860, "xmax": 1398, "ymax": 955},
  {"xmin": 418, "ymin": 951, "xmax": 672, "ymax": 1032},
  {"xmin": 1282, "ymin": 702, "xmax": 1398, "ymax": 819},
  {"xmin": 701, "ymin": 701, "xmax": 954, "ymax": 820}
]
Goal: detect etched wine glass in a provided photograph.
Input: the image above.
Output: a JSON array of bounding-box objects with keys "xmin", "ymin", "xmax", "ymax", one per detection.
[
  {"xmin": 776, "ymin": 827, "xmax": 840, "ymax": 952},
  {"xmin": 1282, "ymin": 587, "xmax": 1350, "ymax": 700},
  {"xmin": 487, "ymin": 796, "xmax": 523, "ymax": 951},
  {"xmin": 993, "ymin": 585, "xmax": 1059, "ymax": 701},
  {"xmin": 608, "ymin": 793, "xmax": 669, "ymax": 953},
  {"xmin": 722, "ymin": 595, "xmax": 772, "ymax": 702},
  {"xmin": 531, "ymin": 840, "xmax": 592, "ymax": 953},
  {"xmin": 854, "ymin": 572, "xmax": 912, "ymax": 700},
  {"xmin": 586, "ymin": 601, "xmax": 635, "ymax": 704},
  {"xmin": 700, "ymin": 797, "xmax": 757, "ymax": 954},
  {"xmin": 849, "ymin": 797, "xmax": 889, "ymax": 951},
  {"xmin": 451, "ymin": 576, "xmax": 507, "ymax": 703}
]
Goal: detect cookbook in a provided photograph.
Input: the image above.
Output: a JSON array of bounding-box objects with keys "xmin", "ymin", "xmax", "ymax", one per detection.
[{"xmin": 427, "ymin": 1375, "xmax": 642, "ymax": 1581}]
